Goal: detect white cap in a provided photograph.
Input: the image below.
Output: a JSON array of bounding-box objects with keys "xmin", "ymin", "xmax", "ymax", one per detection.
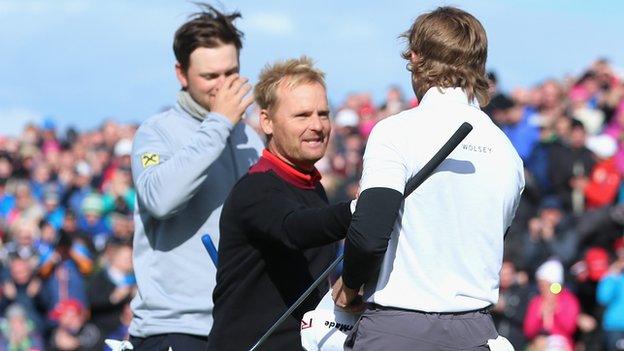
[
  {"xmin": 586, "ymin": 134, "xmax": 617, "ymax": 159},
  {"xmin": 75, "ymin": 161, "xmax": 92, "ymax": 177},
  {"xmin": 114, "ymin": 138, "xmax": 133, "ymax": 157},
  {"xmin": 334, "ymin": 109, "xmax": 359, "ymax": 128},
  {"xmin": 536, "ymin": 259, "xmax": 564, "ymax": 284}
]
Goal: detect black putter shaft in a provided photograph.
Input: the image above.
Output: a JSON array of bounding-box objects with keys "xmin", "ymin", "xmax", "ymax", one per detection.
[{"xmin": 249, "ymin": 122, "xmax": 474, "ymax": 351}]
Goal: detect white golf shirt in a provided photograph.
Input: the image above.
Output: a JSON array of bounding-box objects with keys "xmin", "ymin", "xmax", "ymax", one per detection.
[{"xmin": 343, "ymin": 87, "xmax": 524, "ymax": 312}]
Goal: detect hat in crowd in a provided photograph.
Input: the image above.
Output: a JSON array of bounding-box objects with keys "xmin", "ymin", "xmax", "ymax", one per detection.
[
  {"xmin": 5, "ymin": 303, "xmax": 27, "ymax": 320},
  {"xmin": 334, "ymin": 109, "xmax": 359, "ymax": 128},
  {"xmin": 536, "ymin": 259, "xmax": 564, "ymax": 284},
  {"xmin": 586, "ymin": 134, "xmax": 617, "ymax": 159},
  {"xmin": 75, "ymin": 161, "xmax": 92, "ymax": 177},
  {"xmin": 42, "ymin": 118, "xmax": 57, "ymax": 131},
  {"xmin": 538, "ymin": 196, "xmax": 563, "ymax": 212},
  {"xmin": 584, "ymin": 247, "xmax": 609, "ymax": 282},
  {"xmin": 49, "ymin": 299, "xmax": 84, "ymax": 321},
  {"xmin": 114, "ymin": 138, "xmax": 133, "ymax": 157},
  {"xmin": 82, "ymin": 193, "xmax": 104, "ymax": 215}
]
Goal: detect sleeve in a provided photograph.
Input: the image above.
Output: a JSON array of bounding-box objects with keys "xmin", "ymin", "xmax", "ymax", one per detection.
[
  {"xmin": 235, "ymin": 178, "xmax": 352, "ymax": 250},
  {"xmin": 553, "ymin": 293, "xmax": 579, "ymax": 335},
  {"xmin": 523, "ymin": 297, "xmax": 544, "ymax": 340},
  {"xmin": 341, "ymin": 123, "xmax": 410, "ymax": 289},
  {"xmin": 342, "ymin": 188, "xmax": 403, "ymax": 289},
  {"xmin": 132, "ymin": 113, "xmax": 233, "ymax": 219},
  {"xmin": 87, "ymin": 272, "xmax": 114, "ymax": 311},
  {"xmin": 596, "ymin": 274, "xmax": 620, "ymax": 305}
]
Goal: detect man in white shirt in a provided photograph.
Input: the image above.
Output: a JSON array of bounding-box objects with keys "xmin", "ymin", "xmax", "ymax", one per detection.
[{"xmin": 332, "ymin": 6, "xmax": 524, "ymax": 350}]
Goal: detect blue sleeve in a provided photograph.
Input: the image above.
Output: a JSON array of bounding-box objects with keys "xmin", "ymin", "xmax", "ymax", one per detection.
[
  {"xmin": 597, "ymin": 274, "xmax": 621, "ymax": 305},
  {"xmin": 131, "ymin": 112, "xmax": 233, "ymax": 219}
]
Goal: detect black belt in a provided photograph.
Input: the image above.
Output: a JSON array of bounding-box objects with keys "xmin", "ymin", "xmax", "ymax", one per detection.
[{"xmin": 369, "ymin": 303, "xmax": 492, "ymax": 315}]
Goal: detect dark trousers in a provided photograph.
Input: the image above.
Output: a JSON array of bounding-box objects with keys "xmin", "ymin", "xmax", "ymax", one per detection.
[
  {"xmin": 129, "ymin": 333, "xmax": 208, "ymax": 351},
  {"xmin": 345, "ymin": 305, "xmax": 498, "ymax": 351}
]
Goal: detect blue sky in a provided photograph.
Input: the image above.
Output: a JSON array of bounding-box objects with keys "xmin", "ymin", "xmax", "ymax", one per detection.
[{"xmin": 1, "ymin": 0, "xmax": 622, "ymax": 135}]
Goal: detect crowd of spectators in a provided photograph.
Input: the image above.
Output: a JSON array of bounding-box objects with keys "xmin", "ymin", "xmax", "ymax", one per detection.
[
  {"xmin": 0, "ymin": 121, "xmax": 136, "ymax": 350},
  {"xmin": 0, "ymin": 57, "xmax": 623, "ymax": 350}
]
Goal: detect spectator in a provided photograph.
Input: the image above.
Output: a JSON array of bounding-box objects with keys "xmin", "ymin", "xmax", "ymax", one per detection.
[
  {"xmin": 571, "ymin": 247, "xmax": 610, "ymax": 351},
  {"xmin": 523, "ymin": 197, "xmax": 580, "ymax": 271},
  {"xmin": 77, "ymin": 194, "xmax": 110, "ymax": 252},
  {"xmin": 65, "ymin": 162, "xmax": 94, "ymax": 216},
  {"xmin": 1, "ymin": 255, "xmax": 45, "ymax": 332},
  {"xmin": 103, "ymin": 304, "xmax": 132, "ymax": 351},
  {"xmin": 6, "ymin": 183, "xmax": 44, "ymax": 228},
  {"xmin": 524, "ymin": 259, "xmax": 580, "ymax": 350},
  {"xmin": 39, "ymin": 231, "xmax": 93, "ymax": 315},
  {"xmin": 597, "ymin": 237, "xmax": 624, "ymax": 351},
  {"xmin": 2, "ymin": 219, "xmax": 41, "ymax": 264},
  {"xmin": 492, "ymin": 259, "xmax": 531, "ymax": 349},
  {"xmin": 87, "ymin": 240, "xmax": 134, "ymax": 349},
  {"xmin": 48, "ymin": 299, "xmax": 99, "ymax": 351},
  {"xmin": 584, "ymin": 134, "xmax": 620, "ymax": 210},
  {"xmin": 0, "ymin": 304, "xmax": 44, "ymax": 351},
  {"xmin": 548, "ymin": 119, "xmax": 595, "ymax": 214},
  {"xmin": 500, "ymin": 92, "xmax": 540, "ymax": 162},
  {"xmin": 43, "ymin": 190, "xmax": 65, "ymax": 231}
]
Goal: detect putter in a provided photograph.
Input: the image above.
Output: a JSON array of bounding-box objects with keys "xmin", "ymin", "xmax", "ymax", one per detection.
[
  {"xmin": 249, "ymin": 122, "xmax": 474, "ymax": 351},
  {"xmin": 202, "ymin": 234, "xmax": 219, "ymax": 267}
]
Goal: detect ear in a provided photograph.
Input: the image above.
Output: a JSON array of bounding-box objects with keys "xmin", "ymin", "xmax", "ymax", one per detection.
[
  {"xmin": 259, "ymin": 109, "xmax": 274, "ymax": 136},
  {"xmin": 175, "ymin": 62, "xmax": 188, "ymax": 89},
  {"xmin": 410, "ymin": 51, "xmax": 419, "ymax": 64}
]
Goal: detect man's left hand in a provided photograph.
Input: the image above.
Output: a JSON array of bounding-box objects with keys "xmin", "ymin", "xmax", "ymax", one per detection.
[{"xmin": 332, "ymin": 277, "xmax": 365, "ymax": 313}]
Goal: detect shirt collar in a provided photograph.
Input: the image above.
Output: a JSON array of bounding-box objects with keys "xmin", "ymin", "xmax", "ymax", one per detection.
[
  {"xmin": 418, "ymin": 87, "xmax": 480, "ymax": 109},
  {"xmin": 249, "ymin": 149, "xmax": 322, "ymax": 190}
]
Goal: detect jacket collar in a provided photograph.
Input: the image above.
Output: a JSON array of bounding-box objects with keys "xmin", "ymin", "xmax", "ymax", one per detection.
[
  {"xmin": 249, "ymin": 149, "xmax": 321, "ymax": 190},
  {"xmin": 418, "ymin": 87, "xmax": 480, "ymax": 109}
]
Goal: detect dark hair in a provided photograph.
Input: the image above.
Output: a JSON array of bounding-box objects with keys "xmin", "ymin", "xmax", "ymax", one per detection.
[
  {"xmin": 401, "ymin": 7, "xmax": 490, "ymax": 106},
  {"xmin": 173, "ymin": 3, "xmax": 243, "ymax": 72},
  {"xmin": 570, "ymin": 118, "xmax": 585, "ymax": 131}
]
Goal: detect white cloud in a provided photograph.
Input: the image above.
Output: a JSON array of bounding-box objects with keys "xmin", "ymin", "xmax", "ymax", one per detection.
[
  {"xmin": 0, "ymin": 107, "xmax": 42, "ymax": 136},
  {"xmin": 245, "ymin": 11, "xmax": 295, "ymax": 37}
]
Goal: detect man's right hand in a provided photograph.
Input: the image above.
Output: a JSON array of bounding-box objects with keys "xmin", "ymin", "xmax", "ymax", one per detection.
[{"xmin": 210, "ymin": 74, "xmax": 254, "ymax": 125}]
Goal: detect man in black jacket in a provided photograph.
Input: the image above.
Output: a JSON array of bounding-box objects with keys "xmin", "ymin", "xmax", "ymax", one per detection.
[{"xmin": 207, "ymin": 57, "xmax": 352, "ymax": 350}]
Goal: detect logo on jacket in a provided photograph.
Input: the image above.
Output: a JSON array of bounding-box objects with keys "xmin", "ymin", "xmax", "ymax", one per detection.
[{"xmin": 141, "ymin": 153, "xmax": 160, "ymax": 168}]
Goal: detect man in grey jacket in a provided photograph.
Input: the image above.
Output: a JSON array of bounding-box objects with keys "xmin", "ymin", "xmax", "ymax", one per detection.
[{"xmin": 128, "ymin": 4, "xmax": 264, "ymax": 350}]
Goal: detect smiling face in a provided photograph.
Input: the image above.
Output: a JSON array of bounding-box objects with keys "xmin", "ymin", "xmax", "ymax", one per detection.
[
  {"xmin": 261, "ymin": 80, "xmax": 331, "ymax": 171},
  {"xmin": 175, "ymin": 44, "xmax": 239, "ymax": 111}
]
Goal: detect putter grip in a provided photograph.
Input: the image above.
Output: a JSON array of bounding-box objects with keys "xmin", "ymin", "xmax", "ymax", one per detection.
[{"xmin": 404, "ymin": 121, "xmax": 473, "ymax": 196}]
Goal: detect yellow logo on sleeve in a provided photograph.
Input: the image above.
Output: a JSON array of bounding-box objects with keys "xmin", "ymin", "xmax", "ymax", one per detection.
[{"xmin": 141, "ymin": 153, "xmax": 160, "ymax": 168}]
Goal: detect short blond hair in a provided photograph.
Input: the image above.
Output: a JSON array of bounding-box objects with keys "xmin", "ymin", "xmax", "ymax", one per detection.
[
  {"xmin": 401, "ymin": 7, "xmax": 490, "ymax": 106},
  {"xmin": 254, "ymin": 56, "xmax": 326, "ymax": 111}
]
